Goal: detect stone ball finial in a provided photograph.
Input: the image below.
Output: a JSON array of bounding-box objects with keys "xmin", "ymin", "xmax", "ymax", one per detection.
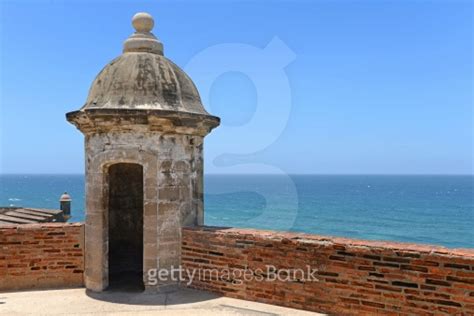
[
  {"xmin": 132, "ymin": 12, "xmax": 154, "ymax": 33},
  {"xmin": 123, "ymin": 12, "xmax": 163, "ymax": 54}
]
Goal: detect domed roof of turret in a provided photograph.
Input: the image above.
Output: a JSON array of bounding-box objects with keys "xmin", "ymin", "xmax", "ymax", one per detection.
[
  {"xmin": 78, "ymin": 12, "xmax": 210, "ymax": 116},
  {"xmin": 59, "ymin": 192, "xmax": 71, "ymax": 202},
  {"xmin": 66, "ymin": 12, "xmax": 219, "ymax": 135}
]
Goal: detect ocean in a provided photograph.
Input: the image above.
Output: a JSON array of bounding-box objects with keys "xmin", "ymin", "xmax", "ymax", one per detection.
[{"xmin": 0, "ymin": 174, "xmax": 472, "ymax": 248}]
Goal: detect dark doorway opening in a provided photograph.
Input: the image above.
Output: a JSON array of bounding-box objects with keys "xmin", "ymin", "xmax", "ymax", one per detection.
[{"xmin": 107, "ymin": 163, "xmax": 144, "ymax": 291}]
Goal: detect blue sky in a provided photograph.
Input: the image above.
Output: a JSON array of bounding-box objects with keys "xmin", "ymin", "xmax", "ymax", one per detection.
[{"xmin": 0, "ymin": 0, "xmax": 472, "ymax": 174}]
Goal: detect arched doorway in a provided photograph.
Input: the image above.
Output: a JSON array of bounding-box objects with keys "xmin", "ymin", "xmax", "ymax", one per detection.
[{"xmin": 107, "ymin": 163, "xmax": 144, "ymax": 291}]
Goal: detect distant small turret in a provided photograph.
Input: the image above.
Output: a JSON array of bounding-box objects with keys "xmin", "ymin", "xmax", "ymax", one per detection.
[{"xmin": 59, "ymin": 192, "xmax": 71, "ymax": 220}]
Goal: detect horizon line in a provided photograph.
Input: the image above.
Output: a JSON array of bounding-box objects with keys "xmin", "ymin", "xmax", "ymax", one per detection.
[{"xmin": 1, "ymin": 173, "xmax": 473, "ymax": 176}]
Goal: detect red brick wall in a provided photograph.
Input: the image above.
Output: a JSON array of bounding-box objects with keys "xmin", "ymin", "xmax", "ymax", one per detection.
[
  {"xmin": 182, "ymin": 226, "xmax": 474, "ymax": 315},
  {"xmin": 0, "ymin": 223, "xmax": 84, "ymax": 291}
]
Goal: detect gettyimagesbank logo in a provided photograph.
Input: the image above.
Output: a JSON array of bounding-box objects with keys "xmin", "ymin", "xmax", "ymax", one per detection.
[{"xmin": 147, "ymin": 264, "xmax": 320, "ymax": 286}]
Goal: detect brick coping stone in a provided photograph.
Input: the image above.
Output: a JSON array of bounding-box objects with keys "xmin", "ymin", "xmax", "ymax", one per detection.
[{"xmin": 184, "ymin": 225, "xmax": 474, "ymax": 258}]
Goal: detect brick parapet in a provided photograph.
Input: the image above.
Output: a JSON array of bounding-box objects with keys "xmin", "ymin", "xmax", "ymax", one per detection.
[
  {"xmin": 0, "ymin": 223, "xmax": 84, "ymax": 291},
  {"xmin": 182, "ymin": 226, "xmax": 474, "ymax": 315}
]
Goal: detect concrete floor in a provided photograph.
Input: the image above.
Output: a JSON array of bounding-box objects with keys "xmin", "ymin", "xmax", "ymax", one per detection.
[{"xmin": 0, "ymin": 288, "xmax": 324, "ymax": 316}]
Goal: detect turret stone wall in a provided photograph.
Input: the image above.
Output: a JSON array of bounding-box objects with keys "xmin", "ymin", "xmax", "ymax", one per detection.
[{"xmin": 83, "ymin": 131, "xmax": 205, "ymax": 291}]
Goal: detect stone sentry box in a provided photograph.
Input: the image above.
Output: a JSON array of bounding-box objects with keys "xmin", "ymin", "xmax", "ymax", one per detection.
[{"xmin": 66, "ymin": 12, "xmax": 219, "ymax": 292}]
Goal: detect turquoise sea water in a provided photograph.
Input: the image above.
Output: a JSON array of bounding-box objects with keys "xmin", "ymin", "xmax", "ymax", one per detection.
[{"xmin": 0, "ymin": 175, "xmax": 472, "ymax": 248}]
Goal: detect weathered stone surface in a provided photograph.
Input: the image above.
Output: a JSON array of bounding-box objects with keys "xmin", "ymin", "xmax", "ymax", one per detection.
[{"xmin": 65, "ymin": 12, "xmax": 219, "ymax": 292}]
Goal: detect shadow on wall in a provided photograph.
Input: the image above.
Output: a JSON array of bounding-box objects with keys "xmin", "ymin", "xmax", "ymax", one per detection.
[{"xmin": 85, "ymin": 288, "xmax": 220, "ymax": 306}]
